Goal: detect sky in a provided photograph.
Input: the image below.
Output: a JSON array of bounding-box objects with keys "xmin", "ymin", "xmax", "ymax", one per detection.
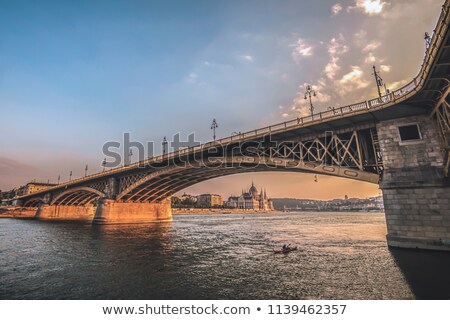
[{"xmin": 0, "ymin": 0, "xmax": 443, "ymax": 199}]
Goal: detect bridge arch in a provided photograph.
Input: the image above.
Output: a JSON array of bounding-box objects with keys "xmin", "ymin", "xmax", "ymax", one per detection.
[
  {"xmin": 23, "ymin": 197, "xmax": 46, "ymax": 207},
  {"xmin": 117, "ymin": 156, "xmax": 379, "ymax": 203},
  {"xmin": 50, "ymin": 187, "xmax": 105, "ymax": 206}
]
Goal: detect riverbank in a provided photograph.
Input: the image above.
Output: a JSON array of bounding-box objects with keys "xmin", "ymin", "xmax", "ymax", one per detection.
[
  {"xmin": 0, "ymin": 206, "xmax": 36, "ymax": 218},
  {"xmin": 173, "ymin": 208, "xmax": 277, "ymax": 215},
  {"xmin": 0, "ymin": 206, "xmax": 382, "ymax": 219}
]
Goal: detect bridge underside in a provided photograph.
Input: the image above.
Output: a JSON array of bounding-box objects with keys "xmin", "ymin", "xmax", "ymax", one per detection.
[
  {"xmin": 93, "ymin": 158, "xmax": 378, "ymax": 224},
  {"xmin": 117, "ymin": 158, "xmax": 379, "ymax": 203},
  {"xmin": 23, "ymin": 198, "xmax": 45, "ymax": 207},
  {"xmin": 17, "ymin": 157, "xmax": 378, "ymax": 224}
]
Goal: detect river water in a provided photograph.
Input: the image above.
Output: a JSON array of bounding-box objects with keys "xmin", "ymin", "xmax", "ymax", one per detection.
[{"xmin": 1, "ymin": 212, "xmax": 449, "ymax": 299}]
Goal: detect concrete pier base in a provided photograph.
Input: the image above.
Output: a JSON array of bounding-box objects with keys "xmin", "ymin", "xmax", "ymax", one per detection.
[
  {"xmin": 382, "ymin": 183, "xmax": 450, "ymax": 251},
  {"xmin": 36, "ymin": 204, "xmax": 95, "ymax": 221},
  {"xmin": 92, "ymin": 198, "xmax": 173, "ymax": 224}
]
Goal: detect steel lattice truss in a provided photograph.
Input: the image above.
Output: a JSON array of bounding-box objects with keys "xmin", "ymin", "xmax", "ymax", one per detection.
[
  {"xmin": 432, "ymin": 86, "xmax": 450, "ymax": 176},
  {"xmin": 245, "ymin": 130, "xmax": 380, "ymax": 174}
]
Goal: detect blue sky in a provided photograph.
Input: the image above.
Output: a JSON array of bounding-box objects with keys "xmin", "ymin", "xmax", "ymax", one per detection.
[{"xmin": 0, "ymin": 0, "xmax": 443, "ymax": 198}]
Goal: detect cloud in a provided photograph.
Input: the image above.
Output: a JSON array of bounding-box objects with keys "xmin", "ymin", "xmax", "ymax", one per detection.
[
  {"xmin": 289, "ymin": 102, "xmax": 311, "ymax": 118},
  {"xmin": 185, "ymin": 72, "xmax": 198, "ymax": 84},
  {"xmin": 277, "ymin": 0, "xmax": 441, "ymax": 124},
  {"xmin": 380, "ymin": 64, "xmax": 391, "ymax": 72},
  {"xmin": 339, "ymin": 67, "xmax": 363, "ymax": 84},
  {"xmin": 202, "ymin": 61, "xmax": 233, "ymax": 70},
  {"xmin": 362, "ymin": 41, "xmax": 381, "ymax": 52},
  {"xmin": 364, "ymin": 52, "xmax": 377, "ymax": 63},
  {"xmin": 184, "ymin": 72, "xmax": 207, "ymax": 86},
  {"xmin": 389, "ymin": 78, "xmax": 409, "ymax": 90},
  {"xmin": 291, "ymin": 38, "xmax": 313, "ymax": 64},
  {"xmin": 286, "ymin": 82, "xmax": 332, "ymax": 118},
  {"xmin": 324, "ymin": 34, "xmax": 349, "ymax": 79},
  {"xmin": 349, "ymin": 0, "xmax": 389, "ymax": 16},
  {"xmin": 325, "ymin": 57, "xmax": 340, "ymax": 80},
  {"xmin": 332, "ymin": 3, "xmax": 343, "ymax": 16},
  {"xmin": 337, "ymin": 66, "xmax": 370, "ymax": 93},
  {"xmin": 240, "ymin": 55, "xmax": 254, "ymax": 62},
  {"xmin": 353, "ymin": 30, "xmax": 368, "ymax": 44},
  {"xmin": 328, "ymin": 34, "xmax": 349, "ymax": 56}
]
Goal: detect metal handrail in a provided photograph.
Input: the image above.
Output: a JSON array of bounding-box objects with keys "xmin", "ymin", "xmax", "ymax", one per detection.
[{"xmin": 18, "ymin": 1, "xmax": 450, "ymax": 199}]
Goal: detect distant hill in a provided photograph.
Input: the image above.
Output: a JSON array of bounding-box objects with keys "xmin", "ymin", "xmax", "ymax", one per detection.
[
  {"xmin": 271, "ymin": 196, "xmax": 384, "ymax": 211},
  {"xmin": 272, "ymin": 198, "xmax": 307, "ymax": 209}
]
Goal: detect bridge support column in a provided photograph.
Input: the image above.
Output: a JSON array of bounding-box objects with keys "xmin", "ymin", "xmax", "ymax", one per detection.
[
  {"xmin": 378, "ymin": 115, "xmax": 450, "ymax": 251},
  {"xmin": 35, "ymin": 204, "xmax": 95, "ymax": 222},
  {"xmin": 92, "ymin": 198, "xmax": 172, "ymax": 224}
]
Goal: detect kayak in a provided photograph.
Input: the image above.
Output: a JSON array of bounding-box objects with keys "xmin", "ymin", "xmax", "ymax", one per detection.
[{"xmin": 273, "ymin": 246, "xmax": 298, "ymax": 254}]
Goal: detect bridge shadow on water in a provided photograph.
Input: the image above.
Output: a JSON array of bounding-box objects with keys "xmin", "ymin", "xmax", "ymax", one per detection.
[{"xmin": 389, "ymin": 247, "xmax": 450, "ymax": 299}]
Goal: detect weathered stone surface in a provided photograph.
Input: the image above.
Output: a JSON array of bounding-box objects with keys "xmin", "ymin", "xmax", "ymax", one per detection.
[
  {"xmin": 378, "ymin": 115, "xmax": 450, "ymax": 251},
  {"xmin": 0, "ymin": 207, "xmax": 37, "ymax": 218},
  {"xmin": 92, "ymin": 198, "xmax": 172, "ymax": 224},
  {"xmin": 36, "ymin": 204, "xmax": 95, "ymax": 221}
]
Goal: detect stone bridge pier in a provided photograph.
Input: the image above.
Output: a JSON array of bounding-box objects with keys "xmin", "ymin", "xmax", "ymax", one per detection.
[
  {"xmin": 35, "ymin": 204, "xmax": 95, "ymax": 221},
  {"xmin": 92, "ymin": 198, "xmax": 172, "ymax": 224},
  {"xmin": 378, "ymin": 115, "xmax": 450, "ymax": 251},
  {"xmin": 91, "ymin": 177, "xmax": 173, "ymax": 224},
  {"xmin": 27, "ymin": 191, "xmax": 96, "ymax": 222}
]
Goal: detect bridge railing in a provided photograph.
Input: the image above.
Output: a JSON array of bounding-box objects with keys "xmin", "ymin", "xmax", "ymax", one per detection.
[{"xmin": 19, "ymin": 0, "xmax": 450, "ymax": 198}]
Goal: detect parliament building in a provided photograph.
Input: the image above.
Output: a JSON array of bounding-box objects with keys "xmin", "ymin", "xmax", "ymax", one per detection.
[{"xmin": 226, "ymin": 182, "xmax": 274, "ymax": 211}]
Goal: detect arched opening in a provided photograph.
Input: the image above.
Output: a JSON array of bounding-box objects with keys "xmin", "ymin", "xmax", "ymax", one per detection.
[
  {"xmin": 179, "ymin": 171, "xmax": 380, "ymax": 204},
  {"xmin": 117, "ymin": 157, "xmax": 379, "ymax": 203},
  {"xmin": 51, "ymin": 187, "xmax": 105, "ymax": 206},
  {"xmin": 23, "ymin": 198, "xmax": 45, "ymax": 207}
]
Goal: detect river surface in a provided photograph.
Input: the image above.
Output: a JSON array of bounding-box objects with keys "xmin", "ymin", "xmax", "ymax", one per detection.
[{"xmin": 1, "ymin": 212, "xmax": 449, "ymax": 300}]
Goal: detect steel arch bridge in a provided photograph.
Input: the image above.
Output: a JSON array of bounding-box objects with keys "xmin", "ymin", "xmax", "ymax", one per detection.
[{"xmin": 20, "ymin": 125, "xmax": 384, "ymax": 207}]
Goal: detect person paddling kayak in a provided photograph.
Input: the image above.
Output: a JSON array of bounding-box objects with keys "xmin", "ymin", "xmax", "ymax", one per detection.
[{"xmin": 274, "ymin": 244, "xmax": 297, "ymax": 254}]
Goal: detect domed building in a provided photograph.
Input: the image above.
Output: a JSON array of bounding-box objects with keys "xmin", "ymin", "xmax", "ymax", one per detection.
[{"xmin": 226, "ymin": 181, "xmax": 274, "ymax": 211}]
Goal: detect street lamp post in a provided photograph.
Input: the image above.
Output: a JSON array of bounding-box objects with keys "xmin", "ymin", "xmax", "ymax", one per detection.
[
  {"xmin": 69, "ymin": 171, "xmax": 72, "ymax": 182},
  {"xmin": 304, "ymin": 85, "xmax": 316, "ymax": 115},
  {"xmin": 162, "ymin": 136, "xmax": 168, "ymax": 155},
  {"xmin": 57, "ymin": 175, "xmax": 61, "ymax": 185},
  {"xmin": 424, "ymin": 32, "xmax": 432, "ymax": 49},
  {"xmin": 211, "ymin": 119, "xmax": 218, "ymax": 141},
  {"xmin": 84, "ymin": 165, "xmax": 88, "ymax": 177},
  {"xmin": 127, "ymin": 149, "xmax": 133, "ymax": 165},
  {"xmin": 372, "ymin": 65, "xmax": 389, "ymax": 99},
  {"xmin": 102, "ymin": 158, "xmax": 107, "ymax": 172}
]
